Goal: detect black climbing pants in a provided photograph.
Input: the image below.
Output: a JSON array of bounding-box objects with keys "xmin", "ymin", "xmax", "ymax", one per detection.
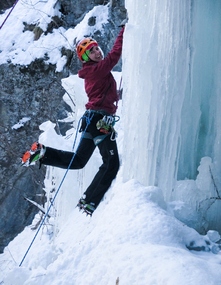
[{"xmin": 40, "ymin": 112, "xmax": 120, "ymax": 208}]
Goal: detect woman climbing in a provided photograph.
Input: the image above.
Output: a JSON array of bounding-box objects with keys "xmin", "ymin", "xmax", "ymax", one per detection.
[{"xmin": 22, "ymin": 25, "xmax": 125, "ymax": 216}]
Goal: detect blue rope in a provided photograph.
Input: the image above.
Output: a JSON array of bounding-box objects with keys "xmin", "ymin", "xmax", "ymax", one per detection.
[
  {"xmin": 19, "ymin": 113, "xmax": 93, "ymax": 267},
  {"xmin": 0, "ymin": 0, "xmax": 20, "ymax": 30},
  {"xmin": 72, "ymin": 112, "xmax": 93, "ymax": 150}
]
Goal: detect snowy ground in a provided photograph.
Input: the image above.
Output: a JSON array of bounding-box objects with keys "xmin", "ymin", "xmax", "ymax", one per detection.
[{"xmin": 1, "ymin": 175, "xmax": 221, "ymax": 285}]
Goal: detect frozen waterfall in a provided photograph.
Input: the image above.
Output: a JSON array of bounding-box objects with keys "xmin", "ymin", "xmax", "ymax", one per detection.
[{"xmin": 123, "ymin": 0, "xmax": 221, "ymax": 232}]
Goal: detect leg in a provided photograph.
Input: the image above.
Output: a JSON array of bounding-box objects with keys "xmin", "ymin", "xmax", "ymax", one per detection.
[
  {"xmin": 41, "ymin": 137, "xmax": 96, "ymax": 169},
  {"xmin": 83, "ymin": 135, "xmax": 120, "ymax": 207}
]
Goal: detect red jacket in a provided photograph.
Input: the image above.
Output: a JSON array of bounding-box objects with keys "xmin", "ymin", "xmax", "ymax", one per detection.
[{"xmin": 78, "ymin": 27, "xmax": 124, "ymax": 115}]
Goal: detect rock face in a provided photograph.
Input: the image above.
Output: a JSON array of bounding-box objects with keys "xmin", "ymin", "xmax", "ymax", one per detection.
[
  {"xmin": 0, "ymin": 0, "xmax": 15, "ymax": 13},
  {"xmin": 0, "ymin": 0, "xmax": 126, "ymax": 252},
  {"xmin": 0, "ymin": 60, "xmax": 66, "ymax": 253}
]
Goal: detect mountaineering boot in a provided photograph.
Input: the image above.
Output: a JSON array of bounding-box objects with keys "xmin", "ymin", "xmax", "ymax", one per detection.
[
  {"xmin": 76, "ymin": 197, "xmax": 86, "ymax": 210},
  {"xmin": 22, "ymin": 142, "xmax": 46, "ymax": 166},
  {"xmin": 83, "ymin": 202, "xmax": 96, "ymax": 216}
]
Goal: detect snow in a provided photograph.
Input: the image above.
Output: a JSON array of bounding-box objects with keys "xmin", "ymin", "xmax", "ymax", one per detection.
[
  {"xmin": 0, "ymin": 0, "xmax": 108, "ymax": 69},
  {"xmin": 122, "ymin": 0, "xmax": 221, "ymax": 232},
  {"xmin": 11, "ymin": 117, "xmax": 31, "ymax": 130},
  {"xmin": 1, "ymin": 1, "xmax": 221, "ymax": 285}
]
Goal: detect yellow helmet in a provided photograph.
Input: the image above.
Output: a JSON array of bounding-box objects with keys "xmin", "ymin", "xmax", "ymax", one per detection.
[{"xmin": 76, "ymin": 38, "xmax": 98, "ymax": 62}]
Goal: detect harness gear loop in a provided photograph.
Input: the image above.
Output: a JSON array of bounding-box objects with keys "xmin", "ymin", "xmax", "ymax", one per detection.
[{"xmin": 96, "ymin": 114, "xmax": 120, "ymax": 141}]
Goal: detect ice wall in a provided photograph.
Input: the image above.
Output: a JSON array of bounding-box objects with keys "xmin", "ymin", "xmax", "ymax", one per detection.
[
  {"xmin": 178, "ymin": 1, "xmax": 221, "ymax": 180},
  {"xmin": 123, "ymin": 0, "xmax": 192, "ymax": 194},
  {"xmin": 123, "ymin": 0, "xmax": 221, "ymax": 230}
]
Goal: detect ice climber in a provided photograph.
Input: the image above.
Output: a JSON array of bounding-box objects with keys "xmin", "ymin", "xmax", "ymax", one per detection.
[{"xmin": 22, "ymin": 25, "xmax": 125, "ymax": 216}]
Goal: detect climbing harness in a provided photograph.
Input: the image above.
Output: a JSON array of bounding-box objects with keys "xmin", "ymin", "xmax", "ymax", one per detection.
[
  {"xmin": 84, "ymin": 110, "xmax": 120, "ymax": 141},
  {"xmin": 19, "ymin": 112, "xmax": 94, "ymax": 267}
]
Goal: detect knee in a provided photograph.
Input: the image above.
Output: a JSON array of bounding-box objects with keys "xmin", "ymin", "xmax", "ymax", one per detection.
[
  {"xmin": 73, "ymin": 153, "xmax": 90, "ymax": 169},
  {"xmin": 78, "ymin": 159, "xmax": 87, "ymax": 169}
]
